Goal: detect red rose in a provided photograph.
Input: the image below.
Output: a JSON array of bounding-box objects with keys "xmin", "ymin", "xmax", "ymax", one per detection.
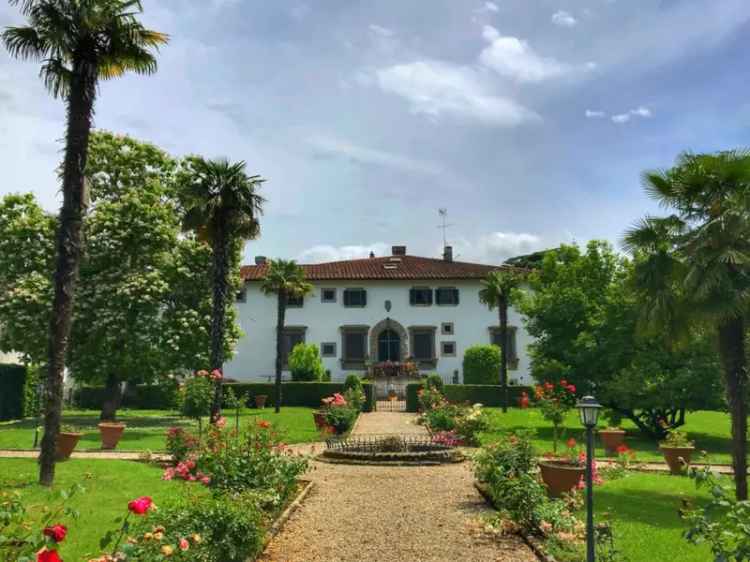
[
  {"xmin": 560, "ymin": 379, "xmax": 568, "ymax": 386},
  {"xmin": 258, "ymin": 420, "xmax": 271, "ymax": 429},
  {"xmin": 127, "ymin": 496, "xmax": 153, "ymax": 515},
  {"xmin": 566, "ymin": 437, "xmax": 577, "ymax": 449},
  {"xmin": 567, "ymin": 384, "xmax": 576, "ymax": 394},
  {"xmin": 43, "ymin": 524, "xmax": 67, "ymax": 543},
  {"xmin": 616, "ymin": 444, "xmax": 630, "ymax": 454},
  {"xmin": 37, "ymin": 548, "xmax": 62, "ymax": 562}
]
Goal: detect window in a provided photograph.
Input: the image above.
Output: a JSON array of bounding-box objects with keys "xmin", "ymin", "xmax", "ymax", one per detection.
[
  {"xmin": 441, "ymin": 341, "xmax": 456, "ymax": 357},
  {"xmin": 321, "ymin": 288, "xmax": 337, "ymax": 303},
  {"xmin": 321, "ymin": 342, "xmax": 337, "ymax": 357},
  {"xmin": 435, "ymin": 287, "xmax": 459, "ymax": 306},
  {"xmin": 490, "ymin": 326, "xmax": 519, "ymax": 370},
  {"xmin": 341, "ymin": 326, "xmax": 369, "ymax": 368},
  {"xmin": 236, "ymin": 287, "xmax": 247, "ymax": 303},
  {"xmin": 441, "ymin": 322, "xmax": 454, "ymax": 335},
  {"xmin": 409, "ymin": 326, "xmax": 436, "ymax": 366},
  {"xmin": 409, "ymin": 287, "xmax": 433, "ymax": 306},
  {"xmin": 281, "ymin": 327, "xmax": 306, "ymax": 367},
  {"xmin": 343, "ymin": 288, "xmax": 367, "ymax": 307},
  {"xmin": 287, "ymin": 293, "xmax": 304, "ymax": 308}
]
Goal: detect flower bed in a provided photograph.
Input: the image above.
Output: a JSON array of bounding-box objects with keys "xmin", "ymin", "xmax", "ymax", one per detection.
[{"xmin": 415, "ymin": 382, "xmax": 489, "ymax": 446}]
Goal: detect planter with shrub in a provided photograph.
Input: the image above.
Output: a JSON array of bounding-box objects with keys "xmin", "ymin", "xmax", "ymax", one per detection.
[
  {"xmin": 659, "ymin": 430, "xmax": 695, "ymax": 474},
  {"xmin": 254, "ymin": 394, "xmax": 268, "ymax": 409},
  {"xmin": 598, "ymin": 427, "xmax": 626, "ymax": 456},
  {"xmin": 55, "ymin": 425, "xmax": 83, "ymax": 460},
  {"xmin": 98, "ymin": 422, "xmax": 126, "ymax": 450}
]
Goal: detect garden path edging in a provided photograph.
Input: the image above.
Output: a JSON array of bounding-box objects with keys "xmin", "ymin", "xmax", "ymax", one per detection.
[
  {"xmin": 474, "ymin": 481, "xmax": 559, "ymax": 562},
  {"xmin": 257, "ymin": 479, "xmax": 315, "ymax": 560}
]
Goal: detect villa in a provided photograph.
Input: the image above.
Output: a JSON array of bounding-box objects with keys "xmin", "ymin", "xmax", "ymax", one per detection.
[{"xmin": 224, "ymin": 245, "xmax": 533, "ymax": 386}]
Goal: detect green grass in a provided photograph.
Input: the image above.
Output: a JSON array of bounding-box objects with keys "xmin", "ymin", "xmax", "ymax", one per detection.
[
  {"xmin": 481, "ymin": 408, "xmax": 739, "ymax": 464},
  {"xmin": 587, "ymin": 472, "xmax": 714, "ymax": 562},
  {"xmin": 0, "ymin": 458, "xmax": 186, "ymax": 561},
  {"xmin": 0, "ymin": 407, "xmax": 320, "ymax": 451}
]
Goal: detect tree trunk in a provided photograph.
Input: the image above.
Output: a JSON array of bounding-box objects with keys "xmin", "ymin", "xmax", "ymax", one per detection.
[
  {"xmin": 39, "ymin": 63, "xmax": 96, "ymax": 487},
  {"xmin": 499, "ymin": 297, "xmax": 509, "ymax": 413},
  {"xmin": 100, "ymin": 373, "xmax": 122, "ymax": 421},
  {"xmin": 209, "ymin": 219, "xmax": 229, "ymax": 423},
  {"xmin": 718, "ymin": 316, "xmax": 748, "ymax": 501},
  {"xmin": 274, "ymin": 290, "xmax": 286, "ymax": 414}
]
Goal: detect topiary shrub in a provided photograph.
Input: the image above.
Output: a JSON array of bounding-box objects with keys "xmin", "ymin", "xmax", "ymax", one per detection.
[
  {"xmin": 288, "ymin": 343, "xmax": 324, "ymax": 381},
  {"xmin": 423, "ymin": 373, "xmax": 444, "ymax": 392},
  {"xmin": 344, "ymin": 374, "xmax": 363, "ymax": 392},
  {"xmin": 463, "ymin": 345, "xmax": 501, "ymax": 385}
]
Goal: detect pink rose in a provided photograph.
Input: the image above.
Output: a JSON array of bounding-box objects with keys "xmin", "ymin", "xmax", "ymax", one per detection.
[
  {"xmin": 210, "ymin": 369, "xmax": 223, "ymax": 380},
  {"xmin": 179, "ymin": 538, "xmax": 190, "ymax": 551},
  {"xmin": 127, "ymin": 496, "xmax": 153, "ymax": 515}
]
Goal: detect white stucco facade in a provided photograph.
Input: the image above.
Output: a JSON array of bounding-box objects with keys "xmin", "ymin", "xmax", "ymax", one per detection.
[{"xmin": 224, "ymin": 277, "xmax": 533, "ymax": 384}]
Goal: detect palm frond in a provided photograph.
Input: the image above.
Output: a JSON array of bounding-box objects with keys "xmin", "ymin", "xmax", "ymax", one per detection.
[{"xmin": 1, "ymin": 25, "xmax": 49, "ymax": 60}]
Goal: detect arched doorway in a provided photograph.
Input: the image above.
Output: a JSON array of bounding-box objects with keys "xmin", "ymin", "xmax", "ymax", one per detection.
[{"xmin": 377, "ymin": 329, "xmax": 401, "ymax": 362}]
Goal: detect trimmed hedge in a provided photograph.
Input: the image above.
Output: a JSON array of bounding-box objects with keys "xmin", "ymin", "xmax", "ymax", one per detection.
[
  {"xmin": 223, "ymin": 382, "xmax": 376, "ymax": 413},
  {"xmin": 405, "ymin": 383, "xmax": 532, "ymax": 412},
  {"xmin": 74, "ymin": 382, "xmax": 179, "ymax": 411},
  {"xmin": 463, "ymin": 345, "xmax": 502, "ymax": 385},
  {"xmin": 0, "ymin": 363, "xmax": 36, "ymax": 421}
]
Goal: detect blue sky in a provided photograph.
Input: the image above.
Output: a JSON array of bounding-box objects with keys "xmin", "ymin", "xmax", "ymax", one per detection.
[{"xmin": 1, "ymin": 0, "xmax": 749, "ymax": 264}]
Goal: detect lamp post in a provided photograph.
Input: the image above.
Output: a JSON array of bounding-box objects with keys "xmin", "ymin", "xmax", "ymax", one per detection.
[{"xmin": 577, "ymin": 395, "xmax": 602, "ymax": 562}]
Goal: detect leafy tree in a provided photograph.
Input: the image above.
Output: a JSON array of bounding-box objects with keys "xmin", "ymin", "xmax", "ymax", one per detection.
[
  {"xmin": 260, "ymin": 259, "xmax": 313, "ymax": 413},
  {"xmin": 480, "ymin": 269, "xmax": 524, "ymax": 411},
  {"xmin": 179, "ymin": 157, "xmax": 265, "ymax": 422},
  {"xmin": 518, "ymin": 241, "xmax": 722, "ymax": 439},
  {"xmin": 0, "ymin": 194, "xmax": 56, "ymax": 365},
  {"xmin": 624, "ymin": 150, "xmax": 750, "ymax": 500},
  {"xmin": 2, "ymin": 0, "xmax": 167, "ymax": 486}
]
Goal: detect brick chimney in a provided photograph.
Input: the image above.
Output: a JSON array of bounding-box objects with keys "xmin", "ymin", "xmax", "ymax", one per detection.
[
  {"xmin": 391, "ymin": 245, "xmax": 406, "ymax": 256},
  {"xmin": 255, "ymin": 256, "xmax": 267, "ymax": 265},
  {"xmin": 443, "ymin": 246, "xmax": 453, "ymax": 262}
]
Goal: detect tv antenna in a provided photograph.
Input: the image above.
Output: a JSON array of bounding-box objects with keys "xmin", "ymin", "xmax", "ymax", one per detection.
[{"xmin": 437, "ymin": 208, "xmax": 454, "ymax": 248}]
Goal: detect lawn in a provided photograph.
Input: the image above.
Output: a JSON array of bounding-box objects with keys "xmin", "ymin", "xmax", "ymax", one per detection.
[
  {"xmin": 0, "ymin": 407, "xmax": 320, "ymax": 451},
  {"xmin": 481, "ymin": 407, "xmax": 738, "ymax": 464},
  {"xmin": 0, "ymin": 458, "xmax": 186, "ymax": 561},
  {"xmin": 588, "ymin": 472, "xmax": 714, "ymax": 562}
]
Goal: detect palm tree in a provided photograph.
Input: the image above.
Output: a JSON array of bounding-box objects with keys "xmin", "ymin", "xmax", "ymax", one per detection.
[
  {"xmin": 180, "ymin": 157, "xmax": 265, "ymax": 422},
  {"xmin": 479, "ymin": 269, "xmax": 523, "ymax": 413},
  {"xmin": 260, "ymin": 259, "xmax": 313, "ymax": 413},
  {"xmin": 3, "ymin": 0, "xmax": 167, "ymax": 486},
  {"xmin": 624, "ymin": 150, "xmax": 750, "ymax": 500}
]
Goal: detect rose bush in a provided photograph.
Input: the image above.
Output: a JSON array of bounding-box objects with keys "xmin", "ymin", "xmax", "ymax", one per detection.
[{"xmin": 533, "ymin": 380, "xmax": 577, "ymax": 453}]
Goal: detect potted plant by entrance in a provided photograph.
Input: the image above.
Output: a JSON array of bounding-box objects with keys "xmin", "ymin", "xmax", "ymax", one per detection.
[
  {"xmin": 538, "ymin": 438, "xmax": 586, "ymax": 498},
  {"xmin": 254, "ymin": 394, "xmax": 268, "ymax": 409},
  {"xmin": 55, "ymin": 425, "xmax": 83, "ymax": 460},
  {"xmin": 659, "ymin": 430, "xmax": 695, "ymax": 475},
  {"xmin": 98, "ymin": 422, "xmax": 126, "ymax": 450}
]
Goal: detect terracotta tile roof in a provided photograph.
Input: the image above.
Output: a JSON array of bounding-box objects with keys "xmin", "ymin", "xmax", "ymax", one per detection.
[{"xmin": 240, "ymin": 255, "xmax": 524, "ymax": 282}]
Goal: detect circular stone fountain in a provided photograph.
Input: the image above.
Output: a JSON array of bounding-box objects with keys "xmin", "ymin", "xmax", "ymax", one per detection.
[{"xmin": 319, "ymin": 434, "xmax": 464, "ymax": 465}]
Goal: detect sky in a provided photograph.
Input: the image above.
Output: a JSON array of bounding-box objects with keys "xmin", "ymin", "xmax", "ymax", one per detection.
[{"xmin": 2, "ymin": 0, "xmax": 750, "ymax": 265}]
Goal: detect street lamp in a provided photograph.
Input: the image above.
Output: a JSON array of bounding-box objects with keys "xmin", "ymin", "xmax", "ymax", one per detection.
[{"xmin": 577, "ymin": 395, "xmax": 602, "ymax": 562}]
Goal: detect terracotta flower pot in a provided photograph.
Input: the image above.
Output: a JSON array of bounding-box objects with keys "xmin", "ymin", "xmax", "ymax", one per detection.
[
  {"xmin": 539, "ymin": 460, "xmax": 585, "ymax": 498},
  {"xmin": 255, "ymin": 395, "xmax": 268, "ymax": 409},
  {"xmin": 660, "ymin": 445, "xmax": 695, "ymax": 475},
  {"xmin": 312, "ymin": 410, "xmax": 328, "ymax": 430},
  {"xmin": 599, "ymin": 429, "xmax": 626, "ymax": 456},
  {"xmin": 98, "ymin": 423, "xmax": 126, "ymax": 450},
  {"xmin": 55, "ymin": 432, "xmax": 82, "ymax": 461}
]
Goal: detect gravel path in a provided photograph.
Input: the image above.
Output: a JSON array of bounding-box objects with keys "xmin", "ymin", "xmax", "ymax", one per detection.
[{"xmin": 260, "ymin": 412, "xmax": 537, "ymax": 562}]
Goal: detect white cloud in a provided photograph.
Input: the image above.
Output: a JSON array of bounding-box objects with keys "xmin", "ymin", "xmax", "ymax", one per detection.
[
  {"xmin": 369, "ymin": 24, "xmax": 394, "ymax": 37},
  {"xmin": 585, "ymin": 109, "xmax": 606, "ymax": 118},
  {"xmin": 479, "ymin": 26, "xmax": 570, "ymax": 82},
  {"xmin": 296, "ymin": 243, "xmax": 390, "ymax": 264},
  {"xmin": 452, "ymin": 232, "xmax": 547, "ymax": 264},
  {"xmin": 611, "ymin": 106, "xmax": 652, "ymax": 124},
  {"xmin": 374, "ymin": 60, "xmax": 540, "ymax": 126},
  {"xmin": 551, "ymin": 10, "xmax": 577, "ymax": 28},
  {"xmin": 308, "ymin": 134, "xmax": 443, "ymax": 176},
  {"xmin": 484, "ymin": 1, "xmax": 499, "ymax": 12}
]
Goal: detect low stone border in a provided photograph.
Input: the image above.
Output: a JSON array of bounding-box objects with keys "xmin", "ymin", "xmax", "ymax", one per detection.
[
  {"xmin": 315, "ymin": 452, "xmax": 464, "ymax": 466},
  {"xmin": 474, "ymin": 482, "xmax": 558, "ymax": 562},
  {"xmin": 258, "ymin": 479, "xmax": 314, "ymax": 558}
]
